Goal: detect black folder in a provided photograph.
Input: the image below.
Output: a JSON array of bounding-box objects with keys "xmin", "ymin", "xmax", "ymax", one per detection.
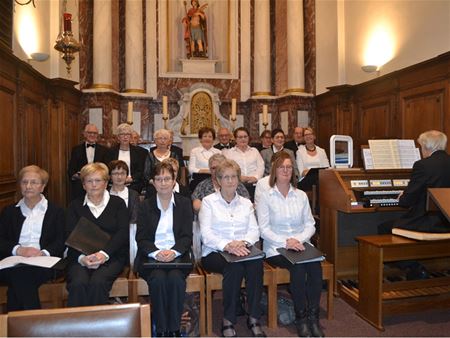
[
  {"xmin": 65, "ymin": 216, "xmax": 111, "ymax": 255},
  {"xmin": 143, "ymin": 251, "xmax": 193, "ymax": 269},
  {"xmin": 277, "ymin": 243, "xmax": 325, "ymax": 264},
  {"xmin": 220, "ymin": 245, "xmax": 265, "ymax": 263},
  {"xmin": 297, "ymin": 167, "xmax": 327, "ymax": 191}
]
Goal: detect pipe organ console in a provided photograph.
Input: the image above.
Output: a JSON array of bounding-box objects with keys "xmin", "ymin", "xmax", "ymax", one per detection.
[{"xmin": 318, "ymin": 168, "xmax": 412, "ymax": 292}]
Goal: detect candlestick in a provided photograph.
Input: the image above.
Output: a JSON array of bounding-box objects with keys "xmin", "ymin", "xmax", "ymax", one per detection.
[
  {"xmin": 162, "ymin": 96, "xmax": 168, "ymax": 119},
  {"xmin": 127, "ymin": 102, "xmax": 133, "ymax": 125},
  {"xmin": 262, "ymin": 104, "xmax": 268, "ymax": 124},
  {"xmin": 231, "ymin": 98, "xmax": 237, "ymax": 121}
]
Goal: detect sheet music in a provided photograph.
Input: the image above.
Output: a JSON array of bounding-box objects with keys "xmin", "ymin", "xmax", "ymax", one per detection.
[
  {"xmin": 368, "ymin": 140, "xmax": 401, "ymax": 169},
  {"xmin": 398, "ymin": 140, "xmax": 421, "ymax": 168},
  {"xmin": 362, "ymin": 148, "xmax": 374, "ymax": 169},
  {"xmin": 0, "ymin": 256, "xmax": 61, "ymax": 270}
]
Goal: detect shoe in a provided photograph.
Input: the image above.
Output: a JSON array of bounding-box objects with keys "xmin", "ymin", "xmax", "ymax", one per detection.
[
  {"xmin": 221, "ymin": 323, "xmax": 237, "ymax": 337},
  {"xmin": 295, "ymin": 310, "xmax": 311, "ymax": 337},
  {"xmin": 247, "ymin": 318, "xmax": 267, "ymax": 337},
  {"xmin": 308, "ymin": 308, "xmax": 324, "ymax": 337},
  {"xmin": 406, "ymin": 266, "xmax": 429, "ymax": 280}
]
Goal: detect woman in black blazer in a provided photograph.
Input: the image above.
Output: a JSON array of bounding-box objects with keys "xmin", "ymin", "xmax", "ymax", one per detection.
[
  {"xmin": 66, "ymin": 162, "xmax": 129, "ymax": 307},
  {"xmin": 0, "ymin": 165, "xmax": 65, "ymax": 311},
  {"xmin": 136, "ymin": 162, "xmax": 193, "ymax": 337}
]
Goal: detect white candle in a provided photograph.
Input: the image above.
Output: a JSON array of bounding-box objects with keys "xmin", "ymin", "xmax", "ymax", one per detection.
[
  {"xmin": 262, "ymin": 104, "xmax": 268, "ymax": 124},
  {"xmin": 231, "ymin": 98, "xmax": 237, "ymax": 120},
  {"xmin": 127, "ymin": 102, "xmax": 133, "ymax": 123},
  {"xmin": 162, "ymin": 96, "xmax": 168, "ymax": 118}
]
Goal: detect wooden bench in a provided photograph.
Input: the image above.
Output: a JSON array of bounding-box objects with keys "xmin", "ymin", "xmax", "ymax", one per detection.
[
  {"xmin": 356, "ymin": 234, "xmax": 450, "ymax": 330},
  {"xmin": 268, "ymin": 260, "xmax": 334, "ymax": 327}
]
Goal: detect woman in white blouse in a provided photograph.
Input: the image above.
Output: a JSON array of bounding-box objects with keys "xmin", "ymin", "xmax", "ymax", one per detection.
[
  {"xmin": 256, "ymin": 152, "xmax": 324, "ymax": 337},
  {"xmin": 296, "ymin": 127, "xmax": 330, "ymax": 179},
  {"xmin": 199, "ymin": 159, "xmax": 266, "ymax": 337}
]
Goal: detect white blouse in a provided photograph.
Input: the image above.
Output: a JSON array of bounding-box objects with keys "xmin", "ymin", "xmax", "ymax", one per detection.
[
  {"xmin": 222, "ymin": 146, "xmax": 265, "ymax": 179},
  {"xmin": 296, "ymin": 145, "xmax": 330, "ymax": 178},
  {"xmin": 199, "ymin": 191, "xmax": 259, "ymax": 257},
  {"xmin": 256, "ymin": 185, "xmax": 316, "ymax": 258},
  {"xmin": 188, "ymin": 146, "xmax": 221, "ymax": 174}
]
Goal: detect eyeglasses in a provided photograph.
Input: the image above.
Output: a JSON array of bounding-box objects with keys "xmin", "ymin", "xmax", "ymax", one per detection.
[
  {"xmin": 236, "ymin": 135, "xmax": 249, "ymax": 139},
  {"xmin": 277, "ymin": 165, "xmax": 293, "ymax": 171},
  {"xmin": 111, "ymin": 172, "xmax": 127, "ymax": 177},
  {"xmin": 219, "ymin": 175, "xmax": 238, "ymax": 181},
  {"xmin": 303, "ymin": 133, "xmax": 314, "ymax": 137},
  {"xmin": 85, "ymin": 131, "xmax": 98, "ymax": 135},
  {"xmin": 155, "ymin": 137, "xmax": 169, "ymax": 141},
  {"xmin": 118, "ymin": 133, "xmax": 131, "ymax": 137},
  {"xmin": 84, "ymin": 179, "xmax": 105, "ymax": 185},
  {"xmin": 21, "ymin": 180, "xmax": 42, "ymax": 186},
  {"xmin": 154, "ymin": 176, "xmax": 173, "ymax": 183}
]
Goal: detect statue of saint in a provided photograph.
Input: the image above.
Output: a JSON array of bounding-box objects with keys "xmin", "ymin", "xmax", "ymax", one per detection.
[{"xmin": 182, "ymin": 0, "xmax": 208, "ymax": 58}]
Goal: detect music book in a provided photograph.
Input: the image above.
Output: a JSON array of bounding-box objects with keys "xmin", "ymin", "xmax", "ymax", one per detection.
[
  {"xmin": 0, "ymin": 255, "xmax": 61, "ymax": 270},
  {"xmin": 143, "ymin": 251, "xmax": 193, "ymax": 269},
  {"xmin": 220, "ymin": 245, "xmax": 265, "ymax": 263},
  {"xmin": 277, "ymin": 243, "xmax": 325, "ymax": 264},
  {"xmin": 65, "ymin": 216, "xmax": 111, "ymax": 255},
  {"xmin": 367, "ymin": 139, "xmax": 421, "ymax": 169},
  {"xmin": 392, "ymin": 228, "xmax": 450, "ymax": 241},
  {"xmin": 297, "ymin": 167, "xmax": 328, "ymax": 191}
]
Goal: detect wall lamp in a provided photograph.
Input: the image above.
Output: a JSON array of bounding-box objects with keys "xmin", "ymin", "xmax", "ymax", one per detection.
[{"xmin": 361, "ymin": 65, "xmax": 379, "ymax": 73}]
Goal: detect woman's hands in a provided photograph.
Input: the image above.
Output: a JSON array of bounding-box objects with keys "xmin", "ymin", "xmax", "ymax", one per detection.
[
  {"xmin": 156, "ymin": 250, "xmax": 176, "ymax": 262},
  {"xmin": 224, "ymin": 240, "xmax": 250, "ymax": 256},
  {"xmin": 81, "ymin": 251, "xmax": 107, "ymax": 269},
  {"xmin": 16, "ymin": 246, "xmax": 44, "ymax": 257},
  {"xmin": 286, "ymin": 238, "xmax": 305, "ymax": 251}
]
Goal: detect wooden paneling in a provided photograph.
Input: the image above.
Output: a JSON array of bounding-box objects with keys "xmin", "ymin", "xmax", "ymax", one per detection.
[{"xmin": 315, "ymin": 52, "xmax": 450, "ymax": 166}]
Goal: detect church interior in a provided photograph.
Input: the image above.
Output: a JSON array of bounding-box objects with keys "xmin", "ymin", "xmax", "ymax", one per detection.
[{"xmin": 1, "ymin": 0, "xmax": 450, "ymax": 336}]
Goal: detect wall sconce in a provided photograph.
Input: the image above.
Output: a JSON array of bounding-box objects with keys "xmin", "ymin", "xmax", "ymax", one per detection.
[
  {"xmin": 28, "ymin": 52, "xmax": 49, "ymax": 62},
  {"xmin": 14, "ymin": 0, "xmax": 36, "ymax": 6},
  {"xmin": 361, "ymin": 65, "xmax": 378, "ymax": 73},
  {"xmin": 54, "ymin": 12, "xmax": 80, "ymax": 75}
]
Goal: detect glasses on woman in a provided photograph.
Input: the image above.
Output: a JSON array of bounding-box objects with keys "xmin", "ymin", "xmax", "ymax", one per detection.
[
  {"xmin": 277, "ymin": 165, "xmax": 293, "ymax": 171},
  {"xmin": 20, "ymin": 180, "xmax": 42, "ymax": 186},
  {"xmin": 111, "ymin": 172, "xmax": 127, "ymax": 177},
  {"xmin": 154, "ymin": 176, "xmax": 173, "ymax": 184},
  {"xmin": 84, "ymin": 179, "xmax": 105, "ymax": 185},
  {"xmin": 219, "ymin": 175, "xmax": 238, "ymax": 181}
]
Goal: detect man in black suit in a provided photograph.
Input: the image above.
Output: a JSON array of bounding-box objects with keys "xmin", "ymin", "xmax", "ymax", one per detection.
[
  {"xmin": 284, "ymin": 126, "xmax": 304, "ymax": 157},
  {"xmin": 68, "ymin": 124, "xmax": 110, "ymax": 201},
  {"xmin": 214, "ymin": 127, "xmax": 235, "ymax": 150},
  {"xmin": 379, "ymin": 130, "xmax": 450, "ymax": 279}
]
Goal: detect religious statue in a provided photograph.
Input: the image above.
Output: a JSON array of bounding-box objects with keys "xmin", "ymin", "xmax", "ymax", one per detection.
[{"xmin": 182, "ymin": 0, "xmax": 208, "ymax": 58}]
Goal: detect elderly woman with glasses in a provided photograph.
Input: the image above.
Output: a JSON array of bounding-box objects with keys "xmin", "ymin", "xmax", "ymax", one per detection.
[
  {"xmin": 256, "ymin": 152, "xmax": 323, "ymax": 337},
  {"xmin": 296, "ymin": 127, "xmax": 330, "ymax": 180},
  {"xmin": 199, "ymin": 159, "xmax": 266, "ymax": 337},
  {"xmin": 0, "ymin": 165, "xmax": 65, "ymax": 311},
  {"xmin": 135, "ymin": 161, "xmax": 193, "ymax": 336},
  {"xmin": 66, "ymin": 162, "xmax": 129, "ymax": 307},
  {"xmin": 108, "ymin": 123, "xmax": 147, "ymax": 193}
]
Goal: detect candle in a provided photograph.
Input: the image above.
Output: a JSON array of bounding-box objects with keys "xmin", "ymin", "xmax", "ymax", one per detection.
[
  {"xmin": 127, "ymin": 102, "xmax": 133, "ymax": 123},
  {"xmin": 63, "ymin": 13, "xmax": 72, "ymax": 32},
  {"xmin": 231, "ymin": 98, "xmax": 237, "ymax": 120},
  {"xmin": 162, "ymin": 96, "xmax": 168, "ymax": 119},
  {"xmin": 262, "ymin": 104, "xmax": 268, "ymax": 124}
]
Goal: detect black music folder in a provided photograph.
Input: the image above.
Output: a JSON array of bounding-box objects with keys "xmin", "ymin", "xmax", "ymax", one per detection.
[
  {"xmin": 65, "ymin": 216, "xmax": 111, "ymax": 255},
  {"xmin": 220, "ymin": 245, "xmax": 265, "ymax": 263},
  {"xmin": 143, "ymin": 251, "xmax": 193, "ymax": 269},
  {"xmin": 277, "ymin": 243, "xmax": 325, "ymax": 264},
  {"xmin": 297, "ymin": 167, "xmax": 327, "ymax": 191}
]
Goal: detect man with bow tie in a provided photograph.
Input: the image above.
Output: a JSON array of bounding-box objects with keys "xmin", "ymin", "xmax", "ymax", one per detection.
[
  {"xmin": 284, "ymin": 126, "xmax": 305, "ymax": 158},
  {"xmin": 67, "ymin": 124, "xmax": 110, "ymax": 201}
]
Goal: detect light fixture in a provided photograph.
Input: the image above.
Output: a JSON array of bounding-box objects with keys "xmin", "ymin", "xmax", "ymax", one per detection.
[
  {"xmin": 54, "ymin": 12, "xmax": 80, "ymax": 75},
  {"xmin": 29, "ymin": 52, "xmax": 49, "ymax": 62},
  {"xmin": 361, "ymin": 65, "xmax": 378, "ymax": 73},
  {"xmin": 14, "ymin": 0, "xmax": 36, "ymax": 6}
]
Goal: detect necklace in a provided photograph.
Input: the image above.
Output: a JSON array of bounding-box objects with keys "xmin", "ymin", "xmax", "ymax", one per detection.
[{"xmin": 306, "ymin": 145, "xmax": 316, "ymax": 152}]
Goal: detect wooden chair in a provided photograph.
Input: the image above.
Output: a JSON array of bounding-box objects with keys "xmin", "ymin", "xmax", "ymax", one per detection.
[
  {"xmin": 268, "ymin": 260, "xmax": 334, "ymax": 328},
  {"xmin": 200, "ymin": 262, "xmax": 277, "ymax": 336},
  {"xmin": 128, "ymin": 266, "xmax": 206, "ymax": 336},
  {"xmin": 0, "ymin": 303, "xmax": 151, "ymax": 337}
]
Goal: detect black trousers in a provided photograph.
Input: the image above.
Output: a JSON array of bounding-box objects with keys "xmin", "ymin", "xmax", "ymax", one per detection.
[
  {"xmin": 140, "ymin": 268, "xmax": 189, "ymax": 332},
  {"xmin": 202, "ymin": 252, "xmax": 263, "ymax": 324},
  {"xmin": 0, "ymin": 266, "xmax": 53, "ymax": 311},
  {"xmin": 266, "ymin": 255, "xmax": 322, "ymax": 316},
  {"xmin": 66, "ymin": 259, "xmax": 125, "ymax": 307}
]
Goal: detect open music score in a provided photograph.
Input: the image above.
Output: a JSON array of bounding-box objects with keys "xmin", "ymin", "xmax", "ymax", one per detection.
[{"xmin": 365, "ymin": 139, "xmax": 421, "ymax": 169}]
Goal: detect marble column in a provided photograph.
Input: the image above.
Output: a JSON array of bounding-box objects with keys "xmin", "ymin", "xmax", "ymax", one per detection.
[
  {"xmin": 253, "ymin": 0, "xmax": 271, "ymax": 96},
  {"xmin": 287, "ymin": 0, "xmax": 305, "ymax": 93},
  {"xmin": 125, "ymin": 0, "xmax": 144, "ymax": 93},
  {"xmin": 93, "ymin": 0, "xmax": 113, "ymax": 89}
]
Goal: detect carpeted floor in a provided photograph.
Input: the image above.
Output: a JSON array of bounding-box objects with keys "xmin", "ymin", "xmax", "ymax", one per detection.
[{"xmin": 208, "ymin": 290, "xmax": 450, "ymax": 337}]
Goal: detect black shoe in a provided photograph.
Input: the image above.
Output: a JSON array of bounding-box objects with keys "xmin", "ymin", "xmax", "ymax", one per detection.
[
  {"xmin": 295, "ymin": 311, "xmax": 311, "ymax": 337},
  {"xmin": 247, "ymin": 318, "xmax": 267, "ymax": 337},
  {"xmin": 406, "ymin": 266, "xmax": 429, "ymax": 280},
  {"xmin": 166, "ymin": 330, "xmax": 181, "ymax": 337},
  {"xmin": 308, "ymin": 308, "xmax": 324, "ymax": 337},
  {"xmin": 221, "ymin": 323, "xmax": 237, "ymax": 337}
]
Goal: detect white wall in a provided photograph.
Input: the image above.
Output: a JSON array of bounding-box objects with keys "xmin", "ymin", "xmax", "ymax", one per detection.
[{"xmin": 316, "ymin": 0, "xmax": 450, "ymax": 94}]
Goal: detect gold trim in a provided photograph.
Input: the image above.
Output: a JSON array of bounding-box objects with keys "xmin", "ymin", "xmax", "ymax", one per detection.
[
  {"xmin": 252, "ymin": 91, "xmax": 272, "ymax": 96},
  {"xmin": 92, "ymin": 84, "xmax": 114, "ymax": 89},
  {"xmin": 284, "ymin": 88, "xmax": 306, "ymax": 94},
  {"xmin": 124, "ymin": 89, "xmax": 146, "ymax": 93}
]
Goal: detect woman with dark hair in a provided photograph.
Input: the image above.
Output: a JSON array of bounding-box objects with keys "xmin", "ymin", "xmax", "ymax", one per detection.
[
  {"xmin": 256, "ymin": 152, "xmax": 324, "ymax": 337},
  {"xmin": 199, "ymin": 159, "xmax": 266, "ymax": 337},
  {"xmin": 66, "ymin": 162, "xmax": 129, "ymax": 307},
  {"xmin": 135, "ymin": 162, "xmax": 193, "ymax": 336},
  {"xmin": 0, "ymin": 165, "xmax": 65, "ymax": 311}
]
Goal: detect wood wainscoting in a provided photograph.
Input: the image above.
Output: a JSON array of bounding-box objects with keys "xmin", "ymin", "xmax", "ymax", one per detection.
[
  {"xmin": 0, "ymin": 46, "xmax": 81, "ymax": 209},
  {"xmin": 315, "ymin": 51, "xmax": 450, "ymax": 167}
]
